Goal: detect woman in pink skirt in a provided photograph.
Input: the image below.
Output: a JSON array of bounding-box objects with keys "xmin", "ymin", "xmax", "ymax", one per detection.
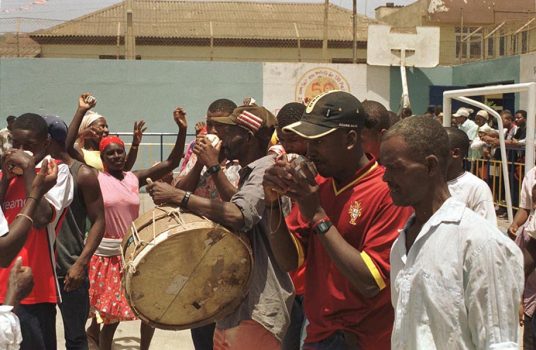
[{"xmin": 86, "ymin": 108, "xmax": 187, "ymax": 350}]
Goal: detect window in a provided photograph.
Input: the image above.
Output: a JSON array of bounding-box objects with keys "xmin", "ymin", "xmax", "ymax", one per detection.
[
  {"xmin": 455, "ymin": 27, "xmax": 482, "ymax": 59},
  {"xmin": 499, "ymin": 35, "xmax": 505, "ymax": 56}
]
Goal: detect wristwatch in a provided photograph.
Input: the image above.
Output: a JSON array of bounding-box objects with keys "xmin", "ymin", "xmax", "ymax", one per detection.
[
  {"xmin": 206, "ymin": 164, "xmax": 221, "ymax": 175},
  {"xmin": 311, "ymin": 217, "xmax": 333, "ymax": 235}
]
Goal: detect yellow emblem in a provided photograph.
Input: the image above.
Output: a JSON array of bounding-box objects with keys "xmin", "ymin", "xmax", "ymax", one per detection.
[{"xmin": 348, "ymin": 201, "xmax": 362, "ymax": 225}]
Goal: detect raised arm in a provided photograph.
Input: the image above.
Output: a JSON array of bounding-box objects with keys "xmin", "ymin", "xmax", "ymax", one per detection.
[
  {"xmin": 265, "ymin": 159, "xmax": 389, "ymax": 298},
  {"xmin": 134, "ymin": 107, "xmax": 187, "ymax": 187},
  {"xmin": 66, "ymin": 93, "xmax": 97, "ymax": 163},
  {"xmin": 0, "ymin": 159, "xmax": 58, "ymax": 267},
  {"xmin": 124, "ymin": 120, "xmax": 146, "ymax": 171},
  {"xmin": 192, "ymin": 137, "xmax": 237, "ymax": 201},
  {"xmin": 63, "ymin": 166, "xmax": 105, "ymax": 292}
]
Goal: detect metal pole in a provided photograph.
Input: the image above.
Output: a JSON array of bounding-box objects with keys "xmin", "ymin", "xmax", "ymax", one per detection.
[
  {"xmin": 160, "ymin": 134, "xmax": 164, "ymax": 161},
  {"xmin": 459, "ymin": 8, "xmax": 463, "ymax": 64},
  {"xmin": 16, "ymin": 18, "xmax": 20, "ymax": 58},
  {"xmin": 294, "ymin": 23, "xmax": 302, "ymax": 62},
  {"xmin": 116, "ymin": 22, "xmax": 121, "ymax": 59},
  {"xmin": 526, "ymin": 83, "xmax": 536, "ymax": 173},
  {"xmin": 125, "ymin": 0, "xmax": 135, "ymax": 60},
  {"xmin": 322, "ymin": 0, "xmax": 329, "ymax": 62},
  {"xmin": 454, "ymin": 96, "xmax": 513, "ymax": 222},
  {"xmin": 352, "ymin": 0, "xmax": 357, "ymax": 63},
  {"xmin": 210, "ymin": 21, "xmax": 214, "ymax": 61}
]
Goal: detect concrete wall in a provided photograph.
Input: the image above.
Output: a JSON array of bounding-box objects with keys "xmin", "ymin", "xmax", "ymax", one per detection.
[
  {"xmin": 0, "ymin": 58, "xmax": 263, "ymax": 133},
  {"xmin": 262, "ymin": 63, "xmax": 390, "ymax": 115}
]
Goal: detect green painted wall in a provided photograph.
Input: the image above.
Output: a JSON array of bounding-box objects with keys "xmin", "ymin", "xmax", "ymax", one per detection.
[
  {"xmin": 0, "ymin": 58, "xmax": 263, "ymax": 133},
  {"xmin": 390, "ymin": 66, "xmax": 453, "ymax": 114},
  {"xmin": 452, "ymin": 56, "xmax": 521, "ymax": 110},
  {"xmin": 452, "ymin": 56, "xmax": 520, "ymax": 86}
]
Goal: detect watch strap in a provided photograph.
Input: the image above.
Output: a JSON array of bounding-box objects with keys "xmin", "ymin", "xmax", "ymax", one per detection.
[{"xmin": 206, "ymin": 164, "xmax": 221, "ymax": 175}]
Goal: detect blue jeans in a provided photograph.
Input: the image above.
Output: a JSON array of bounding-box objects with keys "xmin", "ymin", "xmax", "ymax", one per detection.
[
  {"xmin": 58, "ymin": 277, "xmax": 90, "ymax": 350},
  {"xmin": 303, "ymin": 331, "xmax": 359, "ymax": 350},
  {"xmin": 17, "ymin": 302, "xmax": 57, "ymax": 350}
]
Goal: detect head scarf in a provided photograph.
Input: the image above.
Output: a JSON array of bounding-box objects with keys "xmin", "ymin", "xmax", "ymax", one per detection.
[
  {"xmin": 77, "ymin": 111, "xmax": 105, "ymax": 146},
  {"xmin": 99, "ymin": 135, "xmax": 124, "ymax": 153}
]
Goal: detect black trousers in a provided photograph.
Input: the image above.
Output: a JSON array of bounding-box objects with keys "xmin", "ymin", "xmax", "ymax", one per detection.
[
  {"xmin": 16, "ymin": 302, "xmax": 57, "ymax": 350},
  {"xmin": 58, "ymin": 277, "xmax": 90, "ymax": 350}
]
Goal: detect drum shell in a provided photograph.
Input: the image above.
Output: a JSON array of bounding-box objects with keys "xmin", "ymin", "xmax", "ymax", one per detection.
[{"xmin": 121, "ymin": 206, "xmax": 253, "ymax": 330}]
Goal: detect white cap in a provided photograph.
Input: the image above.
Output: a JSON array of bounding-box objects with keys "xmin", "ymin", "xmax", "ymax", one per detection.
[
  {"xmin": 476, "ymin": 110, "xmax": 489, "ymax": 120},
  {"xmin": 453, "ymin": 107, "xmax": 470, "ymax": 118}
]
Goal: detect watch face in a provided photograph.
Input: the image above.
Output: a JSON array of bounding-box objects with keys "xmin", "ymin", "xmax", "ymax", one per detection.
[{"xmin": 315, "ymin": 221, "xmax": 332, "ymax": 235}]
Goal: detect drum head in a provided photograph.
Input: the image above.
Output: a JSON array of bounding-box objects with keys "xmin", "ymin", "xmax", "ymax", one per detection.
[{"xmin": 123, "ymin": 212, "xmax": 252, "ymax": 330}]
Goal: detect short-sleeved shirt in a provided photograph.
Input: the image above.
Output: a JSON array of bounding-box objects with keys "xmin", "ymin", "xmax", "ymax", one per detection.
[
  {"xmin": 520, "ymin": 166, "xmax": 536, "ymax": 211},
  {"xmin": 295, "ymin": 158, "xmax": 413, "ymax": 348},
  {"xmin": 217, "ymin": 155, "xmax": 294, "ymax": 342},
  {"xmin": 0, "ymin": 161, "xmax": 73, "ymax": 304}
]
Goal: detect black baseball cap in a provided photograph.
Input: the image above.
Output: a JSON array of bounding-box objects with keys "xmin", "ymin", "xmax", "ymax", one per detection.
[
  {"xmin": 42, "ymin": 115, "xmax": 68, "ymax": 144},
  {"xmin": 283, "ymin": 90, "xmax": 365, "ymax": 139}
]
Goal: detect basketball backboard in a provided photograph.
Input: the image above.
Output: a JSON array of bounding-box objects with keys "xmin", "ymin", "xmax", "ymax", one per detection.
[{"xmin": 367, "ymin": 25, "xmax": 440, "ymax": 68}]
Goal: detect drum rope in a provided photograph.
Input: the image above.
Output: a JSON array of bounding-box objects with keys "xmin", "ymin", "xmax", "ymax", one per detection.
[{"xmin": 269, "ymin": 196, "xmax": 283, "ymax": 233}]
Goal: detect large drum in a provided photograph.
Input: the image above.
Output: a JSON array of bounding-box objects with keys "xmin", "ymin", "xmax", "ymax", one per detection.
[{"xmin": 121, "ymin": 206, "xmax": 253, "ymax": 330}]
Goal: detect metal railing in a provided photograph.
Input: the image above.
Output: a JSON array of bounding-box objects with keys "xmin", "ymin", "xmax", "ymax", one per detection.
[
  {"xmin": 465, "ymin": 148, "xmax": 527, "ymax": 212},
  {"xmin": 112, "ymin": 132, "xmax": 195, "ymax": 171}
]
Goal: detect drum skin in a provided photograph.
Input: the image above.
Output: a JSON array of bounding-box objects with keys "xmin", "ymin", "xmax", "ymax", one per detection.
[{"xmin": 121, "ymin": 206, "xmax": 253, "ymax": 330}]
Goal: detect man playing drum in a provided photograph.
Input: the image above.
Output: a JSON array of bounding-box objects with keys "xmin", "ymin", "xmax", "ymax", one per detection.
[{"xmin": 148, "ymin": 104, "xmax": 293, "ymax": 350}]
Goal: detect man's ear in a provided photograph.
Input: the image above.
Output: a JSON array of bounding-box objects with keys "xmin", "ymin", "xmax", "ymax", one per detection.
[
  {"xmin": 425, "ymin": 154, "xmax": 441, "ymax": 176},
  {"xmin": 346, "ymin": 129, "xmax": 359, "ymax": 150}
]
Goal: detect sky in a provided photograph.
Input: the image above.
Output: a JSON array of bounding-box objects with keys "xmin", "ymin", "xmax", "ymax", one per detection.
[{"xmin": 0, "ymin": 0, "xmax": 417, "ymax": 31}]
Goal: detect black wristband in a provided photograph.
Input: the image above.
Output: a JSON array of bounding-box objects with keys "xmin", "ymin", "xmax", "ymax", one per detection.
[
  {"xmin": 181, "ymin": 191, "xmax": 192, "ymax": 209},
  {"xmin": 206, "ymin": 164, "xmax": 221, "ymax": 175}
]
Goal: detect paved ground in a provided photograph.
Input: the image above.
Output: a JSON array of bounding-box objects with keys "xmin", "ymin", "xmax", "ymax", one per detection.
[{"xmin": 56, "ymin": 315, "xmax": 195, "ymax": 350}]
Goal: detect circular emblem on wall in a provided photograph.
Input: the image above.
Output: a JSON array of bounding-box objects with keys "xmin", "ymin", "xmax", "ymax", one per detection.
[{"xmin": 295, "ymin": 67, "xmax": 350, "ymax": 104}]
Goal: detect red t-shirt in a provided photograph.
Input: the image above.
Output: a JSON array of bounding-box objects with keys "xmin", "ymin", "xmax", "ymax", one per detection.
[
  {"xmin": 297, "ymin": 158, "xmax": 413, "ymax": 349},
  {"xmin": 0, "ymin": 169, "xmax": 60, "ymax": 304}
]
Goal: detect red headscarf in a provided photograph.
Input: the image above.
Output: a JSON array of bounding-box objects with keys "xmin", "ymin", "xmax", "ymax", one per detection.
[{"xmin": 99, "ymin": 135, "xmax": 125, "ymax": 153}]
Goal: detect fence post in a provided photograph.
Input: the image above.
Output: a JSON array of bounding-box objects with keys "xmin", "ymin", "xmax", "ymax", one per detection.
[{"xmin": 160, "ymin": 134, "xmax": 164, "ymax": 161}]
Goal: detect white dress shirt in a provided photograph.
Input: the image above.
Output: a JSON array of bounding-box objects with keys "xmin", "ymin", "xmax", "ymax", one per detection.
[
  {"xmin": 0, "ymin": 305, "xmax": 21, "ymax": 350},
  {"xmin": 391, "ymin": 197, "xmax": 523, "ymax": 350},
  {"xmin": 448, "ymin": 171, "xmax": 497, "ymax": 225}
]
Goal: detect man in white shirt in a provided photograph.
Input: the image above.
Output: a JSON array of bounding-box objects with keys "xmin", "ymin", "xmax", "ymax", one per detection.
[
  {"xmin": 452, "ymin": 107, "xmax": 478, "ymax": 141},
  {"xmin": 380, "ymin": 116, "xmax": 523, "ymax": 350},
  {"xmin": 445, "ymin": 127, "xmax": 496, "ymax": 224}
]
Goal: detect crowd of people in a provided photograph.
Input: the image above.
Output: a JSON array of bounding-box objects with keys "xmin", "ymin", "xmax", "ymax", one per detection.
[{"xmin": 0, "ymin": 89, "xmax": 533, "ymax": 350}]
